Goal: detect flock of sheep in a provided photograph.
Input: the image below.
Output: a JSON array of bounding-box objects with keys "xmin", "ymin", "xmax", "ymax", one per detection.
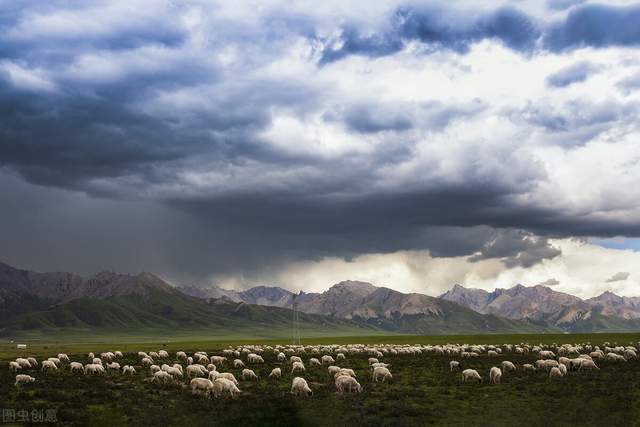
[{"xmin": 7, "ymin": 340, "xmax": 638, "ymax": 400}]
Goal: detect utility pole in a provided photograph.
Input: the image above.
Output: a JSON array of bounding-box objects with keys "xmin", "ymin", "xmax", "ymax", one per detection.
[{"xmin": 292, "ymin": 291, "xmax": 302, "ymax": 345}]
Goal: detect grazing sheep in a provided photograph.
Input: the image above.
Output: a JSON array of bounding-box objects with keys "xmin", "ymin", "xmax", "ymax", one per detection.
[
  {"xmin": 210, "ymin": 356, "xmax": 227, "ymax": 366},
  {"xmin": 92, "ymin": 358, "xmax": 103, "ymax": 366},
  {"xmin": 27, "ymin": 357, "xmax": 37, "ymax": 367},
  {"xmin": 177, "ymin": 351, "xmax": 187, "ymax": 361},
  {"xmin": 115, "ymin": 351, "xmax": 124, "ymax": 358},
  {"xmin": 269, "ymin": 368, "xmax": 282, "ymax": 379},
  {"xmin": 123, "ymin": 366, "xmax": 136, "ymax": 375},
  {"xmin": 41, "ymin": 360, "xmax": 58, "ymax": 372},
  {"xmin": 242, "ymin": 368, "xmax": 258, "ymax": 380},
  {"xmin": 214, "ymin": 372, "xmax": 239, "ymax": 386},
  {"xmin": 9, "ymin": 361, "xmax": 21, "ymax": 372},
  {"xmin": 558, "ymin": 364, "xmax": 567, "ymax": 376},
  {"xmin": 292, "ymin": 361, "xmax": 306, "ymax": 373},
  {"xmin": 277, "ymin": 352, "xmax": 286, "ymax": 362},
  {"xmin": 107, "ymin": 362, "xmax": 121, "ymax": 371},
  {"xmin": 291, "ymin": 377, "xmax": 313, "ymax": 397},
  {"xmin": 70, "ymin": 362, "xmax": 84, "ymax": 373},
  {"xmin": 150, "ymin": 365, "xmax": 161, "ymax": 373},
  {"xmin": 579, "ymin": 360, "xmax": 600, "ymax": 372},
  {"xmin": 549, "ymin": 367, "xmax": 564, "ymax": 379},
  {"xmin": 501, "ymin": 361, "xmax": 516, "ymax": 373},
  {"xmin": 327, "ymin": 366, "xmax": 341, "ymax": 376},
  {"xmin": 247, "ymin": 354, "xmax": 264, "ymax": 364},
  {"xmin": 450, "ymin": 361, "xmax": 461, "ymax": 372},
  {"xmin": 213, "ymin": 378, "xmax": 241, "ymax": 398},
  {"xmin": 368, "ymin": 358, "xmax": 379, "ymax": 365},
  {"xmin": 15, "ymin": 374, "xmax": 35, "ymax": 386},
  {"xmin": 522, "ymin": 364, "xmax": 536, "ymax": 372},
  {"xmin": 487, "ymin": 350, "xmax": 499, "ymax": 357},
  {"xmin": 309, "ymin": 358, "xmax": 321, "ymax": 367},
  {"xmin": 207, "ymin": 364, "xmax": 217, "ymax": 372},
  {"xmin": 190, "ymin": 378, "xmax": 214, "ymax": 396},
  {"xmin": 165, "ymin": 367, "xmax": 183, "ymax": 378},
  {"xmin": 88, "ymin": 353, "xmax": 95, "ymax": 359},
  {"xmin": 336, "ymin": 353, "xmax": 346, "ymax": 361},
  {"xmin": 462, "ymin": 369, "xmax": 482, "ymax": 383},
  {"xmin": 335, "ymin": 375, "xmax": 362, "ymax": 394},
  {"xmin": 152, "ymin": 371, "xmax": 172, "ymax": 383},
  {"xmin": 186, "ymin": 365, "xmax": 206, "ymax": 378},
  {"xmin": 57, "ymin": 353, "xmax": 70, "ymax": 363},
  {"xmin": 489, "ymin": 367, "xmax": 502, "ymax": 384},
  {"xmin": 158, "ymin": 350, "xmax": 169, "ymax": 358},
  {"xmin": 187, "ymin": 357, "xmax": 193, "ymax": 365},
  {"xmin": 84, "ymin": 364, "xmax": 105, "ymax": 375},
  {"xmin": 290, "ymin": 356, "xmax": 303, "ymax": 364},
  {"xmin": 234, "ymin": 359, "xmax": 245, "ymax": 368},
  {"xmin": 142, "ymin": 358, "xmax": 153, "ymax": 367},
  {"xmin": 372, "ymin": 366, "xmax": 392, "ymax": 382},
  {"xmin": 15, "ymin": 358, "xmax": 31, "ymax": 369},
  {"xmin": 47, "ymin": 357, "xmax": 61, "ymax": 366},
  {"xmin": 321, "ymin": 355, "xmax": 335, "ymax": 365}
]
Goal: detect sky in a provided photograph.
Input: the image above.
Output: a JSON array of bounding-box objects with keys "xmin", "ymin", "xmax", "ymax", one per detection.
[{"xmin": 1, "ymin": 0, "xmax": 640, "ymax": 298}]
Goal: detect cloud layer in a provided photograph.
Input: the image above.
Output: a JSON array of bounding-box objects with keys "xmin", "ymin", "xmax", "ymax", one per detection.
[{"xmin": 0, "ymin": 1, "xmax": 639, "ymax": 293}]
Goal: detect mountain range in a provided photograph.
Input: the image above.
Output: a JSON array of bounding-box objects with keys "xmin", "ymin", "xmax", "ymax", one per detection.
[{"xmin": 2, "ymin": 260, "xmax": 639, "ymax": 338}]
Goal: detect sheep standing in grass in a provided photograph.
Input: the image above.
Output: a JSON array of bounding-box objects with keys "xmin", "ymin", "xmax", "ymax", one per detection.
[
  {"xmin": 213, "ymin": 378, "xmax": 241, "ymax": 398},
  {"xmin": 16, "ymin": 358, "xmax": 31, "ymax": 369},
  {"xmin": 107, "ymin": 362, "xmax": 121, "ymax": 371},
  {"xmin": 70, "ymin": 362, "xmax": 84, "ymax": 373},
  {"xmin": 372, "ymin": 366, "xmax": 392, "ymax": 382},
  {"xmin": 234, "ymin": 359, "xmax": 245, "ymax": 368},
  {"xmin": 549, "ymin": 367, "xmax": 564, "ymax": 379},
  {"xmin": 579, "ymin": 360, "xmax": 599, "ymax": 372},
  {"xmin": 152, "ymin": 371, "xmax": 172, "ymax": 383},
  {"xmin": 336, "ymin": 353, "xmax": 346, "ymax": 361},
  {"xmin": 489, "ymin": 367, "xmax": 502, "ymax": 384},
  {"xmin": 210, "ymin": 356, "xmax": 227, "ymax": 366},
  {"xmin": 15, "ymin": 375, "xmax": 35, "ymax": 386},
  {"xmin": 328, "ymin": 366, "xmax": 341, "ymax": 376},
  {"xmin": 242, "ymin": 369, "xmax": 258, "ymax": 380},
  {"xmin": 290, "ymin": 356, "xmax": 302, "ymax": 364},
  {"xmin": 57, "ymin": 353, "xmax": 70, "ymax": 363},
  {"xmin": 247, "ymin": 354, "xmax": 264, "ymax": 364},
  {"xmin": 291, "ymin": 377, "xmax": 313, "ymax": 397},
  {"xmin": 277, "ymin": 353, "xmax": 286, "ymax": 362},
  {"xmin": 123, "ymin": 366, "xmax": 136, "ymax": 375},
  {"xmin": 522, "ymin": 364, "xmax": 536, "ymax": 372},
  {"xmin": 335, "ymin": 375, "xmax": 362, "ymax": 394},
  {"xmin": 558, "ymin": 364, "xmax": 567, "ymax": 376},
  {"xmin": 9, "ymin": 362, "xmax": 21, "ymax": 372},
  {"xmin": 27, "ymin": 357, "xmax": 37, "ymax": 368},
  {"xmin": 177, "ymin": 351, "xmax": 187, "ymax": 361},
  {"xmin": 41, "ymin": 360, "xmax": 58, "ymax": 373},
  {"xmin": 462, "ymin": 369, "xmax": 482, "ymax": 383},
  {"xmin": 501, "ymin": 361, "xmax": 516, "ymax": 373},
  {"xmin": 84, "ymin": 364, "xmax": 105, "ymax": 375},
  {"xmin": 321, "ymin": 355, "xmax": 335, "ymax": 365},
  {"xmin": 190, "ymin": 378, "xmax": 214, "ymax": 396},
  {"xmin": 142, "ymin": 357, "xmax": 153, "ymax": 367},
  {"xmin": 214, "ymin": 372, "xmax": 239, "ymax": 386},
  {"xmin": 292, "ymin": 361, "xmax": 306, "ymax": 373},
  {"xmin": 450, "ymin": 361, "xmax": 461, "ymax": 371},
  {"xmin": 309, "ymin": 358, "xmax": 321, "ymax": 367},
  {"xmin": 269, "ymin": 368, "xmax": 282, "ymax": 379}
]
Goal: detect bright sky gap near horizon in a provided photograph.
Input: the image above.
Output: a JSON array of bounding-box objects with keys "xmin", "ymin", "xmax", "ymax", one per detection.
[{"xmin": 0, "ymin": 1, "xmax": 639, "ymax": 298}]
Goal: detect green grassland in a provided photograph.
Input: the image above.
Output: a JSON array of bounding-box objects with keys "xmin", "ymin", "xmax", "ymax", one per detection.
[{"xmin": 1, "ymin": 333, "xmax": 640, "ymax": 426}]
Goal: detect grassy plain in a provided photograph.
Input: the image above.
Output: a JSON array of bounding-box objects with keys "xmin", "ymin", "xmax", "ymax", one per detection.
[{"xmin": 1, "ymin": 333, "xmax": 640, "ymax": 426}]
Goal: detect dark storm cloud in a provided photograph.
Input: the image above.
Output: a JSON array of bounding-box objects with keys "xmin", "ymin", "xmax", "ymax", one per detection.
[
  {"xmin": 319, "ymin": 3, "xmax": 640, "ymax": 63},
  {"xmin": 606, "ymin": 272, "xmax": 630, "ymax": 283},
  {"xmin": 320, "ymin": 6, "xmax": 540, "ymax": 63},
  {"xmin": 536, "ymin": 278, "xmax": 560, "ymax": 287},
  {"xmin": 0, "ymin": 1, "xmax": 639, "ymax": 284},
  {"xmin": 546, "ymin": 61, "xmax": 601, "ymax": 87}
]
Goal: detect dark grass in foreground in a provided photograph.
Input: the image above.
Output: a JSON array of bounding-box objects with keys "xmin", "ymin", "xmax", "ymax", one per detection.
[{"xmin": 1, "ymin": 333, "xmax": 640, "ymax": 426}]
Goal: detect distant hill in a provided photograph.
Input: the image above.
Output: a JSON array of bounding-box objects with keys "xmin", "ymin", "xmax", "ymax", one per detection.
[
  {"xmin": 440, "ymin": 283, "xmax": 640, "ymax": 332},
  {"xmin": 179, "ymin": 280, "xmax": 554, "ymax": 334},
  {"xmin": 0, "ymin": 262, "xmax": 553, "ymax": 336}
]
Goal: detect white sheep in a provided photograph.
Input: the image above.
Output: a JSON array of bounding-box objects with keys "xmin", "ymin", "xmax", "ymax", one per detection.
[
  {"xmin": 57, "ymin": 353, "xmax": 70, "ymax": 363},
  {"xmin": 309, "ymin": 358, "xmax": 321, "ymax": 367},
  {"xmin": 165, "ymin": 367, "xmax": 183, "ymax": 378},
  {"xmin": 27, "ymin": 357, "xmax": 37, "ymax": 367},
  {"xmin": 115, "ymin": 351, "xmax": 124, "ymax": 358},
  {"xmin": 327, "ymin": 366, "xmax": 341, "ymax": 376},
  {"xmin": 177, "ymin": 351, "xmax": 188, "ymax": 361},
  {"xmin": 334, "ymin": 368, "xmax": 356, "ymax": 379},
  {"xmin": 214, "ymin": 372, "xmax": 239, "ymax": 386},
  {"xmin": 15, "ymin": 374, "xmax": 35, "ymax": 386},
  {"xmin": 277, "ymin": 352, "xmax": 286, "ymax": 362},
  {"xmin": 142, "ymin": 357, "xmax": 153, "ymax": 367},
  {"xmin": 368, "ymin": 358, "xmax": 379, "ymax": 365},
  {"xmin": 70, "ymin": 362, "xmax": 84, "ymax": 373},
  {"xmin": 242, "ymin": 368, "xmax": 258, "ymax": 380},
  {"xmin": 579, "ymin": 360, "xmax": 599, "ymax": 372},
  {"xmin": 158, "ymin": 350, "xmax": 169, "ymax": 358},
  {"xmin": 9, "ymin": 361, "xmax": 21, "ymax": 372},
  {"xmin": 190, "ymin": 378, "xmax": 214, "ymax": 396},
  {"xmin": 558, "ymin": 364, "xmax": 567, "ymax": 376},
  {"xmin": 549, "ymin": 367, "xmax": 564, "ymax": 379},
  {"xmin": 234, "ymin": 359, "xmax": 245, "ymax": 368},
  {"xmin": 92, "ymin": 358, "xmax": 103, "ymax": 366},
  {"xmin": 290, "ymin": 356, "xmax": 303, "ymax": 364},
  {"xmin": 292, "ymin": 361, "xmax": 306, "ymax": 373},
  {"xmin": 84, "ymin": 364, "xmax": 105, "ymax": 375},
  {"xmin": 107, "ymin": 362, "xmax": 121, "ymax": 371},
  {"xmin": 269, "ymin": 368, "xmax": 282, "ymax": 379},
  {"xmin": 372, "ymin": 366, "xmax": 392, "ymax": 382},
  {"xmin": 123, "ymin": 365, "xmax": 136, "ymax": 375},
  {"xmin": 41, "ymin": 360, "xmax": 58, "ymax": 372},
  {"xmin": 247, "ymin": 354, "xmax": 264, "ymax": 364},
  {"xmin": 291, "ymin": 377, "xmax": 313, "ymax": 397},
  {"xmin": 152, "ymin": 371, "xmax": 172, "ymax": 383},
  {"xmin": 501, "ymin": 361, "xmax": 516, "ymax": 372},
  {"xmin": 335, "ymin": 375, "xmax": 362, "ymax": 394},
  {"xmin": 213, "ymin": 378, "xmax": 241, "ymax": 398},
  {"xmin": 522, "ymin": 364, "xmax": 536, "ymax": 372},
  {"xmin": 210, "ymin": 356, "xmax": 227, "ymax": 366},
  {"xmin": 450, "ymin": 361, "xmax": 461, "ymax": 371},
  {"xmin": 336, "ymin": 353, "xmax": 346, "ymax": 361},
  {"xmin": 321, "ymin": 355, "xmax": 335, "ymax": 365},
  {"xmin": 462, "ymin": 369, "xmax": 482, "ymax": 383},
  {"xmin": 489, "ymin": 367, "xmax": 502, "ymax": 384},
  {"xmin": 15, "ymin": 358, "xmax": 31, "ymax": 368}
]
